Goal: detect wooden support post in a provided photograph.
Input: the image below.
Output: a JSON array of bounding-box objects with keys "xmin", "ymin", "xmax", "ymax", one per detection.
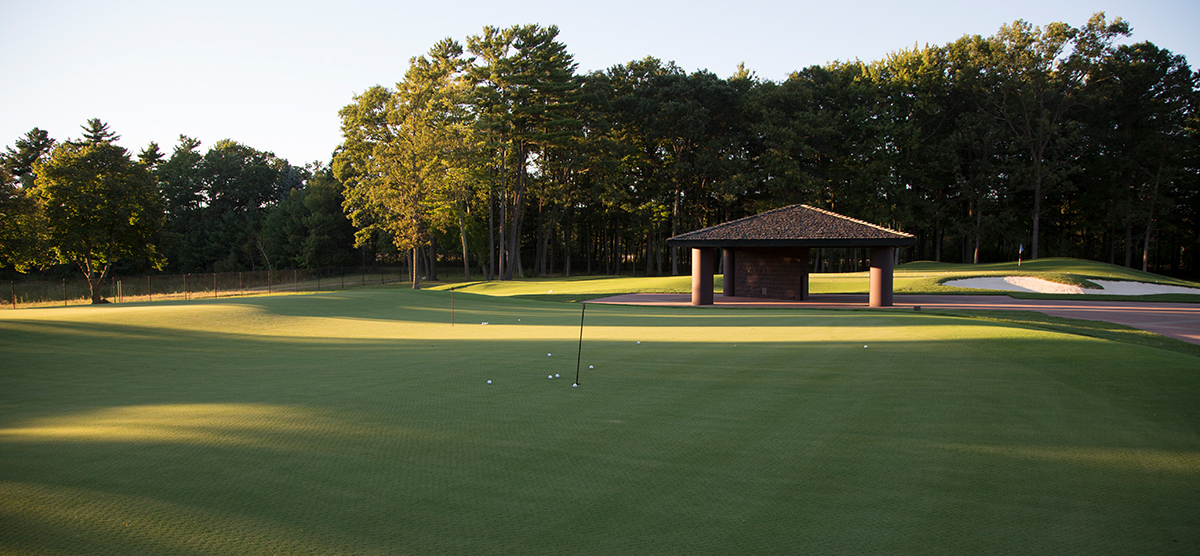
[
  {"xmin": 691, "ymin": 248, "xmax": 714, "ymax": 306},
  {"xmin": 869, "ymin": 246, "xmax": 895, "ymax": 307},
  {"xmin": 722, "ymin": 248, "xmax": 736, "ymax": 298},
  {"xmin": 798, "ymin": 246, "xmax": 811, "ymax": 301}
]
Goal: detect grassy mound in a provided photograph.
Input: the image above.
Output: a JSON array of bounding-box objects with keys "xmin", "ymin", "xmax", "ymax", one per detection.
[{"xmin": 2, "ymin": 289, "xmax": 1197, "ymax": 554}]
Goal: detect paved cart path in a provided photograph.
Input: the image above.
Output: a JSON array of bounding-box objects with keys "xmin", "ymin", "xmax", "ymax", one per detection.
[{"xmin": 588, "ymin": 293, "xmax": 1200, "ymax": 346}]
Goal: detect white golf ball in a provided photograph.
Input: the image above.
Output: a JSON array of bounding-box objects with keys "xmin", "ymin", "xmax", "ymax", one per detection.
[
  {"xmin": 487, "ymin": 380, "xmax": 492, "ymax": 384},
  {"xmin": 548, "ymin": 375, "xmax": 553, "ymax": 379},
  {"xmin": 572, "ymin": 383, "xmax": 578, "ymax": 388},
  {"xmin": 555, "ymin": 374, "xmax": 560, "ymax": 378},
  {"xmin": 637, "ymin": 341, "xmax": 641, "ymax": 344},
  {"xmin": 588, "ymin": 365, "xmax": 593, "ymax": 369},
  {"xmin": 864, "ymin": 345, "xmax": 868, "ymax": 348},
  {"xmin": 547, "ymin": 353, "xmax": 552, "ymax": 357}
]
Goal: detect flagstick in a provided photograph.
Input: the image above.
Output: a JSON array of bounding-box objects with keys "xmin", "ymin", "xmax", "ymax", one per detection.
[{"xmin": 574, "ymin": 303, "xmax": 586, "ymax": 386}]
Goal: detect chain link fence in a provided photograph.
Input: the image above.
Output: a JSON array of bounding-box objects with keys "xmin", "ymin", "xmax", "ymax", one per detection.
[{"xmin": 5, "ymin": 266, "xmax": 409, "ymax": 309}]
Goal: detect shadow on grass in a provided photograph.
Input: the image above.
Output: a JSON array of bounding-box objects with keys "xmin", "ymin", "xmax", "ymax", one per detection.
[
  {"xmin": 5, "ymin": 304, "xmax": 1200, "ymax": 555},
  {"xmin": 923, "ymin": 309, "xmax": 1200, "ymax": 358}
]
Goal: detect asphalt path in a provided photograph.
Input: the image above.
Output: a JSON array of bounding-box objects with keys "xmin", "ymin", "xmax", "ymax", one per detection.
[{"xmin": 588, "ymin": 293, "xmax": 1200, "ymax": 346}]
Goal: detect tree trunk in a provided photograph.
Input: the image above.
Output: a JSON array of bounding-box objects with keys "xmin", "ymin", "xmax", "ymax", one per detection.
[
  {"xmin": 548, "ymin": 224, "xmax": 556, "ymax": 277},
  {"xmin": 974, "ymin": 205, "xmax": 982, "ymax": 264},
  {"xmin": 458, "ymin": 212, "xmax": 470, "ymax": 281},
  {"xmin": 87, "ymin": 272, "xmax": 107, "ymax": 304},
  {"xmin": 645, "ymin": 229, "xmax": 653, "ymax": 276},
  {"xmin": 427, "ymin": 236, "xmax": 438, "ymax": 281},
  {"xmin": 1107, "ymin": 230, "xmax": 1115, "ymax": 265},
  {"xmin": 515, "ymin": 243, "xmax": 525, "ymax": 278},
  {"xmin": 671, "ymin": 189, "xmax": 680, "ymax": 276},
  {"xmin": 535, "ymin": 201, "xmax": 545, "ymax": 276},
  {"xmin": 1142, "ymin": 167, "xmax": 1160, "ymax": 273},
  {"xmin": 505, "ymin": 145, "xmax": 527, "ymax": 281},
  {"xmin": 563, "ymin": 218, "xmax": 571, "ymax": 277},
  {"xmin": 487, "ymin": 178, "xmax": 494, "ymax": 280},
  {"xmin": 613, "ymin": 235, "xmax": 620, "ymax": 276},
  {"xmin": 411, "ymin": 247, "xmax": 421, "ymax": 289},
  {"xmin": 1031, "ymin": 158, "xmax": 1043, "ymax": 260},
  {"xmin": 934, "ymin": 218, "xmax": 941, "ymax": 262},
  {"xmin": 1124, "ymin": 223, "xmax": 1133, "ymax": 268},
  {"xmin": 78, "ymin": 258, "xmax": 111, "ymax": 304},
  {"xmin": 603, "ymin": 226, "xmax": 610, "ymax": 275},
  {"xmin": 499, "ymin": 147, "xmax": 508, "ymax": 280}
]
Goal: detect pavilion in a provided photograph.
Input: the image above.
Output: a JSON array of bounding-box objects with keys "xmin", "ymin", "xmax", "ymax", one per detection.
[{"xmin": 666, "ymin": 204, "xmax": 915, "ymax": 307}]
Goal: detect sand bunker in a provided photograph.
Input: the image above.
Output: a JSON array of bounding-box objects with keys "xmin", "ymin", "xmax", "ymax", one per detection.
[{"xmin": 943, "ymin": 276, "xmax": 1200, "ymax": 296}]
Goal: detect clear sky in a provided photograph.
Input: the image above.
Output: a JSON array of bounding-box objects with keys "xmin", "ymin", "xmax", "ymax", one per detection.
[{"xmin": 2, "ymin": 0, "xmax": 1196, "ymax": 166}]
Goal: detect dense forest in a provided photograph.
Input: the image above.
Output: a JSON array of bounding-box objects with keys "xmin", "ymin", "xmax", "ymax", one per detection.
[{"xmin": 4, "ymin": 12, "xmax": 1198, "ymax": 293}]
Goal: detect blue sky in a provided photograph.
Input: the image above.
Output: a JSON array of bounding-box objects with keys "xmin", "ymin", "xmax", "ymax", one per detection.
[{"xmin": 2, "ymin": 0, "xmax": 1196, "ymax": 166}]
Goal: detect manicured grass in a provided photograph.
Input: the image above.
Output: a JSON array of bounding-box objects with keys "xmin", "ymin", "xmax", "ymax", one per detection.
[
  {"xmin": 430, "ymin": 274, "xmax": 699, "ymax": 301},
  {"xmin": 2, "ymin": 288, "xmax": 1198, "ymax": 555},
  {"xmin": 920, "ymin": 309, "xmax": 1200, "ymax": 358},
  {"xmin": 429, "ymin": 257, "xmax": 1200, "ymax": 302}
]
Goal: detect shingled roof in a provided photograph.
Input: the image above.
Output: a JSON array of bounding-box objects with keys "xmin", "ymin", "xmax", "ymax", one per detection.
[{"xmin": 666, "ymin": 204, "xmax": 914, "ymax": 248}]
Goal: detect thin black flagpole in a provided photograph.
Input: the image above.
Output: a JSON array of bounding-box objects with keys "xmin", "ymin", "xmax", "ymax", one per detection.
[
  {"xmin": 574, "ymin": 302, "xmax": 586, "ymax": 385},
  {"xmin": 450, "ymin": 286, "xmax": 455, "ymax": 327}
]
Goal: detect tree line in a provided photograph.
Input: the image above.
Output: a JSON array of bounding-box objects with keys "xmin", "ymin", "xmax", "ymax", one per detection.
[
  {"xmin": 3, "ymin": 12, "xmax": 1198, "ymax": 301},
  {"xmin": 0, "ymin": 121, "xmax": 359, "ymax": 302},
  {"xmin": 334, "ymin": 13, "xmax": 1198, "ymax": 286}
]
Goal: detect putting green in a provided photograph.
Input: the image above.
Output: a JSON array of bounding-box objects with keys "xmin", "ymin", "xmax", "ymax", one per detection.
[{"xmin": 1, "ymin": 288, "xmax": 1197, "ymax": 555}]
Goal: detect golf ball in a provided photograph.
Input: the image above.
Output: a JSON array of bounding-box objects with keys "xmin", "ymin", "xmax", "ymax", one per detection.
[
  {"xmin": 549, "ymin": 375, "xmax": 553, "ymax": 379},
  {"xmin": 547, "ymin": 353, "xmax": 552, "ymax": 357},
  {"xmin": 589, "ymin": 365, "xmax": 593, "ymax": 369},
  {"xmin": 487, "ymin": 380, "xmax": 492, "ymax": 384},
  {"xmin": 572, "ymin": 383, "xmax": 578, "ymax": 388},
  {"xmin": 555, "ymin": 374, "xmax": 560, "ymax": 378},
  {"xmin": 637, "ymin": 341, "xmax": 641, "ymax": 344},
  {"xmin": 864, "ymin": 345, "xmax": 868, "ymax": 348}
]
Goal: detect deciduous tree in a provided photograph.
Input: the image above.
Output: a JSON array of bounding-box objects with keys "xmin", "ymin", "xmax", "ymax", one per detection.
[{"xmin": 31, "ymin": 121, "xmax": 164, "ymax": 303}]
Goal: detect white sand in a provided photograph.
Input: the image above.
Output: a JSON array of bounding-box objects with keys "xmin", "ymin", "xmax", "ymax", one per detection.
[{"xmin": 943, "ymin": 276, "xmax": 1200, "ymax": 296}]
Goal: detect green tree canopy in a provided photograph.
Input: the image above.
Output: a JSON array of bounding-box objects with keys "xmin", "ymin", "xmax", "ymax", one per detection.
[
  {"xmin": 32, "ymin": 123, "xmax": 165, "ymax": 303},
  {"xmin": 336, "ymin": 38, "xmax": 475, "ymax": 287}
]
